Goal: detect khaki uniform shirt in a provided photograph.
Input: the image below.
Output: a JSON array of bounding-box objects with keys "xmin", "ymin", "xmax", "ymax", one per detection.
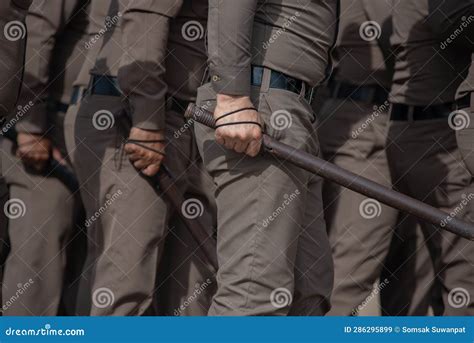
[
  {"xmin": 334, "ymin": 0, "xmax": 392, "ymax": 88},
  {"xmin": 16, "ymin": 0, "xmax": 90, "ymax": 134},
  {"xmin": 389, "ymin": 0, "xmax": 471, "ymax": 106},
  {"xmin": 74, "ymin": 0, "xmax": 113, "ymax": 88},
  {"xmin": 0, "ymin": 0, "xmax": 32, "ymax": 121},
  {"xmin": 118, "ymin": 0, "xmax": 208, "ymax": 131},
  {"xmin": 207, "ymin": 0, "xmax": 339, "ymax": 96}
]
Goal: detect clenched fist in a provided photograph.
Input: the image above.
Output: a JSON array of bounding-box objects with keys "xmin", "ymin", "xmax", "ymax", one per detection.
[
  {"xmin": 125, "ymin": 127, "xmax": 166, "ymax": 177},
  {"xmin": 214, "ymin": 94, "xmax": 263, "ymax": 157}
]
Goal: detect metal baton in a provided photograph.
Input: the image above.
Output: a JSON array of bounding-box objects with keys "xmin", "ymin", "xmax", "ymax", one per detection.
[{"xmin": 185, "ymin": 103, "xmax": 474, "ymax": 241}]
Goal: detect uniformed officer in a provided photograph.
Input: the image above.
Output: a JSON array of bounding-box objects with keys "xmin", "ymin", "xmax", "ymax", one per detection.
[
  {"xmin": 66, "ymin": 0, "xmax": 216, "ymax": 316},
  {"xmin": 439, "ymin": 0, "xmax": 474, "ymax": 174},
  {"xmin": 195, "ymin": 0, "xmax": 338, "ymax": 315},
  {"xmin": 0, "ymin": 0, "xmax": 32, "ymax": 305},
  {"xmin": 1, "ymin": 0, "xmax": 90, "ymax": 316},
  {"xmin": 386, "ymin": 0, "xmax": 474, "ymax": 315},
  {"xmin": 318, "ymin": 0, "xmax": 435, "ymax": 316}
]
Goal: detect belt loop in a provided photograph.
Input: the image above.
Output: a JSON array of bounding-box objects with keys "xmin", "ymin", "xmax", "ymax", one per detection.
[
  {"xmin": 261, "ymin": 67, "xmax": 271, "ymax": 93},
  {"xmin": 300, "ymin": 82, "xmax": 306, "ymax": 99}
]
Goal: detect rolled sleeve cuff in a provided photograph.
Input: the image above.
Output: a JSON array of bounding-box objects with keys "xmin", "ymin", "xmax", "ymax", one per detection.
[
  {"xmin": 15, "ymin": 102, "xmax": 49, "ymax": 134},
  {"xmin": 129, "ymin": 98, "xmax": 166, "ymax": 131},
  {"xmin": 210, "ymin": 66, "xmax": 251, "ymax": 97}
]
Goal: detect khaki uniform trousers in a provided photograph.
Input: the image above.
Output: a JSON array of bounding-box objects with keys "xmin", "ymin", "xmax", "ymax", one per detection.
[
  {"xmin": 0, "ymin": 112, "xmax": 77, "ymax": 316},
  {"xmin": 386, "ymin": 118, "xmax": 474, "ymax": 315},
  {"xmin": 65, "ymin": 91, "xmax": 215, "ymax": 316},
  {"xmin": 195, "ymin": 71, "xmax": 334, "ymax": 316},
  {"xmin": 319, "ymin": 98, "xmax": 435, "ymax": 316}
]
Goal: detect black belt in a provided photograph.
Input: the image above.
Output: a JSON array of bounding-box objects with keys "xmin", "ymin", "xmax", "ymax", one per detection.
[
  {"xmin": 89, "ymin": 74, "xmax": 121, "ymax": 97},
  {"xmin": 251, "ymin": 66, "xmax": 314, "ymax": 103},
  {"xmin": 456, "ymin": 94, "xmax": 472, "ymax": 110},
  {"xmin": 48, "ymin": 100, "xmax": 69, "ymax": 114},
  {"xmin": 329, "ymin": 81, "xmax": 389, "ymax": 105},
  {"xmin": 390, "ymin": 103, "xmax": 454, "ymax": 121}
]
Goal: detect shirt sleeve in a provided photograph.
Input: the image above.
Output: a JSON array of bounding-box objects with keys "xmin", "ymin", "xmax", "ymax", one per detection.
[
  {"xmin": 15, "ymin": 0, "xmax": 68, "ymax": 134},
  {"xmin": 208, "ymin": 0, "xmax": 258, "ymax": 96},
  {"xmin": 0, "ymin": 0, "xmax": 31, "ymax": 122},
  {"xmin": 118, "ymin": 0, "xmax": 183, "ymax": 131}
]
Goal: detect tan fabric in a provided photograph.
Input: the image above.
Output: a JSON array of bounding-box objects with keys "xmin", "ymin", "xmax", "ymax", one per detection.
[
  {"xmin": 1, "ymin": 0, "xmax": 89, "ymax": 316},
  {"xmin": 334, "ymin": 0, "xmax": 393, "ymax": 87},
  {"xmin": 319, "ymin": 99, "xmax": 400, "ymax": 315},
  {"xmin": 15, "ymin": 0, "xmax": 90, "ymax": 134},
  {"xmin": 195, "ymin": 77, "xmax": 333, "ymax": 316},
  {"xmin": 389, "ymin": 0, "xmax": 471, "ymax": 106},
  {"xmin": 207, "ymin": 0, "xmax": 339, "ymax": 96},
  {"xmin": 65, "ymin": 0, "xmax": 216, "ymax": 316},
  {"xmin": 386, "ymin": 119, "xmax": 474, "ymax": 315},
  {"xmin": 0, "ymin": 0, "xmax": 31, "ymax": 123},
  {"xmin": 1, "ymin": 138, "xmax": 76, "ymax": 315}
]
